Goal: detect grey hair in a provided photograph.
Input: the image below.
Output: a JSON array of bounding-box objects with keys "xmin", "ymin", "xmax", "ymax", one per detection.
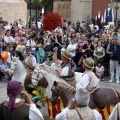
[{"xmin": 75, "ymin": 88, "xmax": 90, "ymax": 107}]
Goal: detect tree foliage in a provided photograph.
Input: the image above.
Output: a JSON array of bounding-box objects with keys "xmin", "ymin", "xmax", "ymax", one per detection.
[{"xmin": 41, "ymin": 0, "xmax": 53, "ymax": 12}]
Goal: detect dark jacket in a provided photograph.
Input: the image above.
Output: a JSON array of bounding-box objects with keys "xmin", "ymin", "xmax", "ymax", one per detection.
[
  {"xmin": 109, "ymin": 44, "xmax": 120, "ymax": 61},
  {"xmin": 1, "ymin": 102, "xmax": 30, "ymax": 120}
]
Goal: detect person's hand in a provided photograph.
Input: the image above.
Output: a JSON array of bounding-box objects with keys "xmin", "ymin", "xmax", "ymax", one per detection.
[
  {"xmin": 53, "ymin": 47, "xmax": 58, "ymax": 52},
  {"xmin": 54, "ymin": 59, "xmax": 60, "ymax": 65},
  {"xmin": 97, "ymin": 56, "xmax": 100, "ymax": 59},
  {"xmin": 68, "ymin": 99, "xmax": 76, "ymax": 110},
  {"xmin": 23, "ymin": 61, "xmax": 26, "ymax": 65},
  {"xmin": 21, "ymin": 91, "xmax": 33, "ymax": 104},
  {"xmin": 23, "ymin": 61, "xmax": 28, "ymax": 66}
]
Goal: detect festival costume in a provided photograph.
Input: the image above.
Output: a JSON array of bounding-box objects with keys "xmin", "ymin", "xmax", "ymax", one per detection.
[
  {"xmin": 55, "ymin": 106, "xmax": 102, "ymax": 120},
  {"xmin": 95, "ymin": 14, "xmax": 103, "ymax": 29},
  {"xmin": 0, "ymin": 81, "xmax": 44, "ymax": 120},
  {"xmin": 104, "ymin": 8, "xmax": 114, "ymax": 24},
  {"xmin": 60, "ymin": 62, "xmax": 75, "ymax": 87},
  {"xmin": 3, "ymin": 99, "xmax": 29, "ymax": 120},
  {"xmin": 60, "ymin": 51, "xmax": 75, "ymax": 87},
  {"xmin": 66, "ymin": 107, "xmax": 95, "ymax": 120},
  {"xmin": 76, "ymin": 58, "xmax": 99, "ymax": 93},
  {"xmin": 25, "ymin": 54, "xmax": 36, "ymax": 72},
  {"xmin": 83, "ymin": 71, "xmax": 99, "ymax": 93}
]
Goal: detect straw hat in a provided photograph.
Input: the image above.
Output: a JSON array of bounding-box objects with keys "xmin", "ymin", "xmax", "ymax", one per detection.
[
  {"xmin": 83, "ymin": 57, "xmax": 94, "ymax": 69},
  {"xmin": 61, "ymin": 51, "xmax": 71, "ymax": 60}
]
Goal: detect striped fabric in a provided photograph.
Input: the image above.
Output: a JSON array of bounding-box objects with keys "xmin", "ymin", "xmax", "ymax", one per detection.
[
  {"xmin": 47, "ymin": 99, "xmax": 64, "ymax": 119},
  {"xmin": 96, "ymin": 105, "xmax": 114, "ymax": 120},
  {"xmin": 47, "ymin": 99, "xmax": 114, "ymax": 120}
]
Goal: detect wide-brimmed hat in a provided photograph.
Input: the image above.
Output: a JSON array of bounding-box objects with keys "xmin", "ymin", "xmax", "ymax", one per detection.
[
  {"xmin": 83, "ymin": 57, "xmax": 94, "ymax": 69},
  {"xmin": 61, "ymin": 51, "xmax": 71, "ymax": 60}
]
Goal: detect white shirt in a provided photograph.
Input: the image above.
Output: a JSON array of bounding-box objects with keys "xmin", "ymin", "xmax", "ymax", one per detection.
[
  {"xmin": 37, "ymin": 21, "xmax": 42, "ymax": 29},
  {"xmin": 67, "ymin": 44, "xmax": 77, "ymax": 57},
  {"xmin": 4, "ymin": 25, "xmax": 11, "ymax": 30},
  {"xmin": 55, "ymin": 107, "xmax": 102, "ymax": 120},
  {"xmin": 6, "ymin": 52, "xmax": 11, "ymax": 63},
  {"xmin": 76, "ymin": 74, "xmax": 89, "ymax": 90},
  {"xmin": 4, "ymin": 36, "xmax": 15, "ymax": 44},
  {"xmin": 44, "ymin": 37, "xmax": 51, "ymax": 45},
  {"xmin": 94, "ymin": 25, "xmax": 99, "ymax": 31},
  {"xmin": 7, "ymin": 98, "xmax": 44, "ymax": 120},
  {"xmin": 26, "ymin": 39, "xmax": 36, "ymax": 50},
  {"xmin": 96, "ymin": 66, "xmax": 104, "ymax": 75},
  {"xmin": 25, "ymin": 55, "xmax": 37, "ymax": 66},
  {"xmin": 51, "ymin": 60, "xmax": 62, "ymax": 71},
  {"xmin": 54, "ymin": 28, "xmax": 63, "ymax": 34},
  {"xmin": 61, "ymin": 66, "xmax": 69, "ymax": 76},
  {"xmin": 61, "ymin": 48, "xmax": 67, "ymax": 53},
  {"xmin": 18, "ymin": 22, "xmax": 25, "ymax": 29}
]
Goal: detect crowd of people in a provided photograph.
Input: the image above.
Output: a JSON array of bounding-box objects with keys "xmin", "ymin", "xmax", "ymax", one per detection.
[
  {"xmin": 0, "ymin": 15, "xmax": 120, "ymax": 83},
  {"xmin": 0, "ymin": 7, "xmax": 120, "ymax": 118}
]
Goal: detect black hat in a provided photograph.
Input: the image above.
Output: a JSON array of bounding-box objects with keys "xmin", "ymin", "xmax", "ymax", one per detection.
[
  {"xmin": 26, "ymin": 47, "xmax": 32, "ymax": 51},
  {"xmin": 48, "ymin": 52, "xmax": 53, "ymax": 59},
  {"xmin": 88, "ymin": 39, "xmax": 92, "ymax": 43}
]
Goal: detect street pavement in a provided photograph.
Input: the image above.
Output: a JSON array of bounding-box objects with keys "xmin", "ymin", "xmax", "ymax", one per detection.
[{"xmin": 0, "ymin": 78, "xmax": 120, "ymax": 120}]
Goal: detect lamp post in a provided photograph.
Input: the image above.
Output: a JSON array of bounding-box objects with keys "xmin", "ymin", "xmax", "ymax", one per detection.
[
  {"xmin": 32, "ymin": 0, "xmax": 42, "ymax": 26},
  {"xmin": 42, "ymin": 6, "xmax": 44, "ymax": 21},
  {"xmin": 115, "ymin": 0, "xmax": 119, "ymax": 26},
  {"xmin": 30, "ymin": 0, "xmax": 32, "ymax": 19}
]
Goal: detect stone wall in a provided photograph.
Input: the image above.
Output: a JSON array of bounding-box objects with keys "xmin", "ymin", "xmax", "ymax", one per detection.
[
  {"xmin": 0, "ymin": 0, "xmax": 27, "ymax": 24},
  {"xmin": 71, "ymin": 0, "xmax": 92, "ymax": 23},
  {"xmin": 111, "ymin": 2, "xmax": 120, "ymax": 19},
  {"xmin": 53, "ymin": 0, "xmax": 71, "ymax": 21}
]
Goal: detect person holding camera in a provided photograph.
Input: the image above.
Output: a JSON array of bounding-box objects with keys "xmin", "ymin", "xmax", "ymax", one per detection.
[{"xmin": 107, "ymin": 38, "xmax": 120, "ymax": 83}]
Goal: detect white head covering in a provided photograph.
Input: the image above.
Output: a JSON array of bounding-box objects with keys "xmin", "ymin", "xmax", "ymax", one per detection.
[{"xmin": 75, "ymin": 88, "xmax": 90, "ymax": 107}]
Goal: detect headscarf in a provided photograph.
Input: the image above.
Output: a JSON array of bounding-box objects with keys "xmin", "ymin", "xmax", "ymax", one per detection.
[{"xmin": 7, "ymin": 81, "xmax": 22, "ymax": 115}]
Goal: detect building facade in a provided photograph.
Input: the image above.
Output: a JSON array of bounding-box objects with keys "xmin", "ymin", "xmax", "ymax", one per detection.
[
  {"xmin": 0, "ymin": 0, "xmax": 27, "ymax": 24},
  {"xmin": 53, "ymin": 0, "xmax": 120, "ymax": 23}
]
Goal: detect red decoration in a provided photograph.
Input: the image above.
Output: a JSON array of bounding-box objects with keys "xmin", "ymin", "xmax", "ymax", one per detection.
[{"xmin": 42, "ymin": 12, "xmax": 62, "ymax": 31}]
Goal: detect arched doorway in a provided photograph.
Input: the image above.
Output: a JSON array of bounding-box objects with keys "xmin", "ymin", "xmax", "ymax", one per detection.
[{"xmin": 92, "ymin": 0, "xmax": 110, "ymax": 18}]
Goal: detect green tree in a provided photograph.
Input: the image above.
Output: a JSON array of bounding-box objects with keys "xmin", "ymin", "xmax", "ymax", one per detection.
[{"xmin": 41, "ymin": 0, "xmax": 53, "ymax": 12}]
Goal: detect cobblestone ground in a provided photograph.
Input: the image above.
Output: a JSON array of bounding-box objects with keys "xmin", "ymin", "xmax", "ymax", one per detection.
[{"xmin": 0, "ymin": 78, "xmax": 120, "ymax": 120}]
